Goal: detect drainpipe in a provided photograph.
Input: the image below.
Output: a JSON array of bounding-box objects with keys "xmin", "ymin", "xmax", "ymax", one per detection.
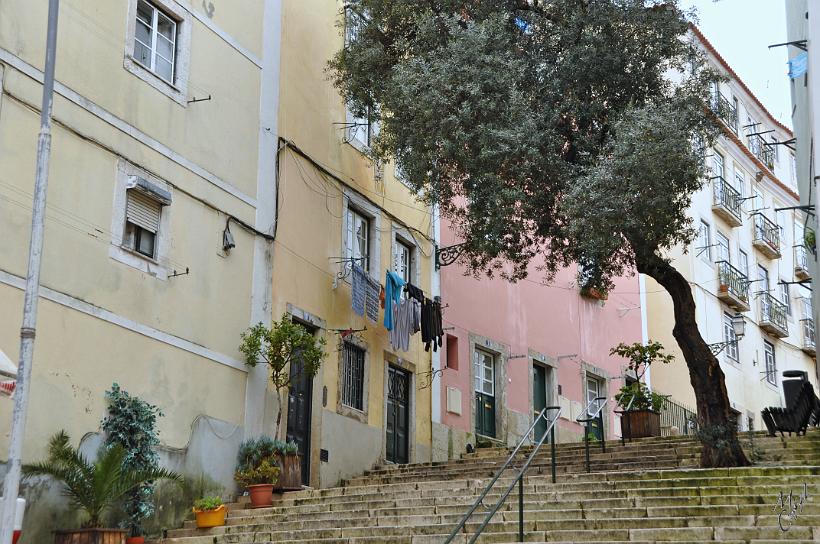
[
  {"xmin": 639, "ymin": 274, "xmax": 651, "ymax": 390},
  {"xmin": 431, "ymin": 203, "xmax": 442, "ymax": 427}
]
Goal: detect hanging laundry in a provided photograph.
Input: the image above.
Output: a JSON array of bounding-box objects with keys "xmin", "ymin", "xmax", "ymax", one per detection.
[
  {"xmin": 384, "ymin": 270, "xmax": 406, "ymax": 331},
  {"xmin": 405, "ymin": 283, "xmax": 424, "ymax": 303},
  {"xmin": 422, "ymin": 297, "xmax": 444, "ymax": 352},
  {"xmin": 390, "ymin": 298, "xmax": 414, "ymax": 352},
  {"xmin": 365, "ymin": 275, "xmax": 381, "ymax": 323},
  {"xmin": 351, "ymin": 263, "xmax": 366, "ymax": 317},
  {"xmin": 411, "ymin": 298, "xmax": 421, "ymax": 335}
]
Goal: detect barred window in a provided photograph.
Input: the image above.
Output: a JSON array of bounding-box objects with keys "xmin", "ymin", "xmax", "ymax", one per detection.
[{"xmin": 341, "ymin": 342, "xmax": 365, "ymax": 411}]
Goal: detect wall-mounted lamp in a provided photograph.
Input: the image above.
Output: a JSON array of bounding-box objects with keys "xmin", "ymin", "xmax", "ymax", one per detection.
[
  {"xmin": 708, "ymin": 313, "xmax": 746, "ymax": 355},
  {"xmin": 223, "ymin": 218, "xmax": 236, "ymax": 252}
]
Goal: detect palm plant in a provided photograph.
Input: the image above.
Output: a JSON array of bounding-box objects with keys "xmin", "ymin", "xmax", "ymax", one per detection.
[{"xmin": 23, "ymin": 431, "xmax": 182, "ymax": 528}]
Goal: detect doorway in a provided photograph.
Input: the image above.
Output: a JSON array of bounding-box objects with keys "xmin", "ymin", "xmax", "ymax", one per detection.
[
  {"xmin": 532, "ymin": 363, "xmax": 553, "ymax": 442},
  {"xmin": 286, "ymin": 325, "xmax": 316, "ymax": 486},
  {"xmin": 386, "ymin": 366, "xmax": 410, "ymax": 463},
  {"xmin": 586, "ymin": 376, "xmax": 604, "ymax": 441},
  {"xmin": 474, "ymin": 348, "xmax": 496, "ymax": 438}
]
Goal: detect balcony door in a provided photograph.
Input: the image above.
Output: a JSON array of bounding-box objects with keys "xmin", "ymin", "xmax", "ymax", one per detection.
[{"xmin": 716, "ymin": 232, "xmax": 730, "ymax": 264}]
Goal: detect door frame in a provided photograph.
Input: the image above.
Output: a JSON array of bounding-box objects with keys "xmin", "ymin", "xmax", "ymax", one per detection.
[
  {"xmin": 468, "ymin": 334, "xmax": 509, "ymax": 443},
  {"xmin": 579, "ymin": 361, "xmax": 612, "ymax": 440},
  {"xmin": 382, "ymin": 352, "xmax": 416, "ymax": 464},
  {"xmin": 385, "ymin": 364, "xmax": 411, "ymax": 464},
  {"xmin": 527, "ymin": 350, "xmax": 559, "ymax": 443},
  {"xmin": 285, "ymin": 303, "xmax": 326, "ymax": 488}
]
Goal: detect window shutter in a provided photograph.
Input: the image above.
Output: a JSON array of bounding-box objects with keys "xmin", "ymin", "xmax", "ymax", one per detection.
[{"xmin": 126, "ymin": 190, "xmax": 162, "ymax": 233}]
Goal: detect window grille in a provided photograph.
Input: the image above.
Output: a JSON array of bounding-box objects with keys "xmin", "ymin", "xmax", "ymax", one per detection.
[{"xmin": 341, "ymin": 342, "xmax": 365, "ymax": 410}]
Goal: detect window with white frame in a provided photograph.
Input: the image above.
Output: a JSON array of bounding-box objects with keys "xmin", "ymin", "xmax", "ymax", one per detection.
[
  {"xmin": 343, "ymin": 8, "xmax": 379, "ymax": 149},
  {"xmin": 341, "ymin": 342, "xmax": 365, "ymax": 411},
  {"xmin": 346, "ymin": 208, "xmax": 370, "ymax": 272},
  {"xmin": 394, "ymin": 238, "xmax": 414, "ymax": 283},
  {"xmin": 738, "ymin": 249, "xmax": 749, "ymax": 278},
  {"xmin": 586, "ymin": 376, "xmax": 603, "ymax": 416},
  {"xmin": 778, "ymin": 280, "xmax": 791, "ymax": 316},
  {"xmin": 763, "ymin": 341, "xmax": 777, "ymax": 386},
  {"xmin": 733, "ymin": 168, "xmax": 745, "ymax": 196},
  {"xmin": 716, "ymin": 231, "xmax": 730, "ymax": 264},
  {"xmin": 697, "ymin": 220, "xmax": 711, "ymax": 261},
  {"xmin": 723, "ymin": 312, "xmax": 739, "ymax": 362},
  {"xmin": 712, "ymin": 152, "xmax": 725, "ymax": 179},
  {"xmin": 124, "ymin": 190, "xmax": 162, "ymax": 258},
  {"xmin": 473, "ymin": 349, "xmax": 495, "ymax": 396},
  {"xmin": 134, "ymin": 0, "xmax": 177, "ymax": 84}
]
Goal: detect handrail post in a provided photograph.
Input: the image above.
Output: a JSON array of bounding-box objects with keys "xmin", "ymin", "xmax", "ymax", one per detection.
[
  {"xmin": 550, "ymin": 420, "xmax": 556, "ymax": 484},
  {"xmin": 518, "ymin": 477, "xmax": 524, "ymax": 542},
  {"xmin": 584, "ymin": 420, "xmax": 591, "ymax": 472},
  {"xmin": 598, "ymin": 408, "xmax": 606, "ymax": 453}
]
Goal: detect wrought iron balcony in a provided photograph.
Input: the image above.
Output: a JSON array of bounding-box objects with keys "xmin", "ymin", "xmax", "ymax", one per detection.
[
  {"xmin": 716, "ymin": 261, "xmax": 750, "ymax": 311},
  {"xmin": 795, "ymin": 245, "xmax": 811, "ymax": 281},
  {"xmin": 801, "ymin": 318, "xmax": 816, "ymax": 356},
  {"xmin": 748, "ymin": 133, "xmax": 775, "ymax": 170},
  {"xmin": 712, "ymin": 95, "xmax": 738, "ymax": 133},
  {"xmin": 752, "ymin": 214, "xmax": 781, "ymax": 259},
  {"xmin": 711, "ymin": 177, "xmax": 742, "ymax": 227},
  {"xmin": 758, "ymin": 292, "xmax": 789, "ymax": 338}
]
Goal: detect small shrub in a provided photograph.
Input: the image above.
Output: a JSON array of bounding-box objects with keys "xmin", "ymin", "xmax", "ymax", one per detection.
[
  {"xmin": 235, "ymin": 459, "xmax": 280, "ymax": 488},
  {"xmin": 284, "ymin": 441, "xmax": 299, "ymax": 455},
  {"xmin": 193, "ymin": 496, "xmax": 223, "ymax": 512}
]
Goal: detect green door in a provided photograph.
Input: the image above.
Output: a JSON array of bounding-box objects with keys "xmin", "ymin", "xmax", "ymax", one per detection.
[
  {"xmin": 533, "ymin": 365, "xmax": 547, "ymax": 442},
  {"xmin": 474, "ymin": 349, "xmax": 496, "ymax": 438}
]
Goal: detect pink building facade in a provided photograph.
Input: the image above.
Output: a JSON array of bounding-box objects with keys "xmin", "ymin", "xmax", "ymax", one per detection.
[{"xmin": 432, "ymin": 223, "xmax": 644, "ymax": 460}]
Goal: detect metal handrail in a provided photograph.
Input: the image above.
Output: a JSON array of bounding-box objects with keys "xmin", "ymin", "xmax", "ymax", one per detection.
[
  {"xmin": 576, "ymin": 396, "xmax": 608, "ymax": 472},
  {"xmin": 614, "ymin": 392, "xmax": 637, "ymax": 446},
  {"xmin": 444, "ymin": 406, "xmax": 562, "ymax": 544}
]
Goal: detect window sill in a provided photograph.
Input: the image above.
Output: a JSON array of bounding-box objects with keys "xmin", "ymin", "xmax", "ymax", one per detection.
[
  {"xmin": 337, "ymin": 403, "xmax": 368, "ymax": 424},
  {"xmin": 124, "ymin": 56, "xmax": 187, "ymax": 106},
  {"xmin": 344, "ymin": 138, "xmax": 372, "ymax": 155},
  {"xmin": 110, "ymin": 244, "xmax": 168, "ymax": 280}
]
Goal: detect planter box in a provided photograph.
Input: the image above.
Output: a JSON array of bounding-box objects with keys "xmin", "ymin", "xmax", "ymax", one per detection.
[
  {"xmin": 54, "ymin": 529, "xmax": 127, "ymax": 544},
  {"xmin": 275, "ymin": 454, "xmax": 302, "ymax": 491},
  {"xmin": 621, "ymin": 409, "xmax": 661, "ymax": 439}
]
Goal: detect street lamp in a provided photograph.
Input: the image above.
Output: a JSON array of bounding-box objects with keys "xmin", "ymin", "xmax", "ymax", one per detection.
[{"xmin": 708, "ymin": 313, "xmax": 746, "ymax": 355}]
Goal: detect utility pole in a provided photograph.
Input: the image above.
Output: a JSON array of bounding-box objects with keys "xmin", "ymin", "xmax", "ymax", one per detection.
[{"xmin": 0, "ymin": 1, "xmax": 60, "ymax": 542}]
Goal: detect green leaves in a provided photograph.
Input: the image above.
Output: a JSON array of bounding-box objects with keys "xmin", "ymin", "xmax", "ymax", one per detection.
[{"xmin": 23, "ymin": 431, "xmax": 182, "ymax": 529}]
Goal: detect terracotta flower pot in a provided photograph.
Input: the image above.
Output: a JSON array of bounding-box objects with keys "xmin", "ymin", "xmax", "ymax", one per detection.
[
  {"xmin": 193, "ymin": 505, "xmax": 227, "ymax": 528},
  {"xmin": 125, "ymin": 537, "xmax": 144, "ymax": 544},
  {"xmin": 247, "ymin": 483, "xmax": 274, "ymax": 507}
]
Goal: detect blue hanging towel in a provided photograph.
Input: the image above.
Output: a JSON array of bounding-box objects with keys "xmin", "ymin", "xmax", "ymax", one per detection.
[{"xmin": 384, "ymin": 270, "xmax": 406, "ymax": 331}]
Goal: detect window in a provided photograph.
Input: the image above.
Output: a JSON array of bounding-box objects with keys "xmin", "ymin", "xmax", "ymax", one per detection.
[
  {"xmin": 344, "ymin": 8, "xmax": 379, "ymax": 149},
  {"xmin": 134, "ymin": 0, "xmax": 176, "ymax": 84},
  {"xmin": 586, "ymin": 377, "xmax": 603, "ymax": 416},
  {"xmin": 473, "ymin": 349, "xmax": 495, "ymax": 396},
  {"xmin": 712, "ymin": 152, "xmax": 725, "ymax": 179},
  {"xmin": 446, "ymin": 335, "xmax": 459, "ymax": 370},
  {"xmin": 732, "ymin": 97, "xmax": 739, "ymax": 131},
  {"xmin": 394, "ymin": 239, "xmax": 413, "ymax": 283},
  {"xmin": 738, "ymin": 250, "xmax": 749, "ymax": 278},
  {"xmin": 346, "ymin": 208, "xmax": 370, "ymax": 272},
  {"xmin": 124, "ymin": 190, "xmax": 161, "ymax": 258},
  {"xmin": 697, "ymin": 220, "xmax": 711, "ymax": 261},
  {"xmin": 723, "ymin": 313, "xmax": 739, "ymax": 362},
  {"xmin": 763, "ymin": 341, "xmax": 777, "ymax": 386},
  {"xmin": 341, "ymin": 342, "xmax": 365, "ymax": 410},
  {"xmin": 733, "ymin": 168, "xmax": 745, "ymax": 196},
  {"xmin": 758, "ymin": 264, "xmax": 770, "ymax": 292},
  {"xmin": 779, "ymin": 281, "xmax": 791, "ymax": 316},
  {"xmin": 716, "ymin": 232, "xmax": 730, "ymax": 264},
  {"xmin": 752, "ymin": 187, "xmax": 764, "ymax": 212}
]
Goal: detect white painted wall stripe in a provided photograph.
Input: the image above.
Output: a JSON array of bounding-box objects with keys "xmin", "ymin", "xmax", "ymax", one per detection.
[
  {"xmin": 181, "ymin": 6, "xmax": 263, "ymax": 69},
  {"xmin": 0, "ymin": 48, "xmax": 258, "ymax": 208},
  {"xmin": 0, "ymin": 269, "xmax": 247, "ymax": 373}
]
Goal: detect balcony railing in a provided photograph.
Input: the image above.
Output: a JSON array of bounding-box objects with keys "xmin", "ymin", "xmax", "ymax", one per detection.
[
  {"xmin": 758, "ymin": 292, "xmax": 789, "ymax": 338},
  {"xmin": 748, "ymin": 134, "xmax": 775, "ymax": 170},
  {"xmin": 801, "ymin": 318, "xmax": 816, "ymax": 355},
  {"xmin": 716, "ymin": 260, "xmax": 750, "ymax": 311},
  {"xmin": 795, "ymin": 245, "xmax": 811, "ymax": 280},
  {"xmin": 712, "ymin": 95, "xmax": 738, "ymax": 133},
  {"xmin": 711, "ymin": 177, "xmax": 742, "ymax": 226},
  {"xmin": 752, "ymin": 214, "xmax": 781, "ymax": 258}
]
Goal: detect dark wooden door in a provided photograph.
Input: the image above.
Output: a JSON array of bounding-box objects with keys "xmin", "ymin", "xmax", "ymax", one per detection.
[
  {"xmin": 286, "ymin": 348, "xmax": 313, "ymax": 485},
  {"xmin": 386, "ymin": 366, "xmax": 410, "ymax": 463},
  {"xmin": 533, "ymin": 364, "xmax": 547, "ymax": 442}
]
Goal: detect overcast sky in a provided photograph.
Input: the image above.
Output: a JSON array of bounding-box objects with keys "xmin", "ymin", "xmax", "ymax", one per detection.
[{"xmin": 682, "ymin": 0, "xmax": 792, "ymax": 128}]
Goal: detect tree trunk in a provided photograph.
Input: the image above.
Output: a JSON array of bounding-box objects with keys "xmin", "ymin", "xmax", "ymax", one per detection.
[{"xmin": 637, "ymin": 254, "xmax": 750, "ymax": 467}]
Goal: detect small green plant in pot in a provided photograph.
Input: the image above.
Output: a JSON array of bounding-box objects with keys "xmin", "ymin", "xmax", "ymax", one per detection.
[
  {"xmin": 23, "ymin": 431, "xmax": 182, "ymax": 543},
  {"xmin": 611, "ymin": 341, "xmax": 673, "ymax": 439},
  {"xmin": 192, "ymin": 496, "xmax": 226, "ymax": 528},
  {"xmin": 235, "ymin": 437, "xmax": 281, "ymax": 508}
]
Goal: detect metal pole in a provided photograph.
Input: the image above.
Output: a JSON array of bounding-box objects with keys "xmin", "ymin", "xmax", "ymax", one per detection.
[
  {"xmin": 584, "ymin": 421, "xmax": 590, "ymax": 473},
  {"xmin": 599, "ymin": 411, "xmax": 606, "ymax": 453},
  {"xmin": 550, "ymin": 422, "xmax": 556, "ymax": 484},
  {"xmin": 0, "ymin": 2, "xmax": 60, "ymax": 542},
  {"xmin": 517, "ymin": 477, "xmax": 523, "ymax": 542}
]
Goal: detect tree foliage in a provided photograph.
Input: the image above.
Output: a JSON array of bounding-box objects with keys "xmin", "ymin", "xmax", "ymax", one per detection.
[{"xmin": 330, "ymin": 0, "xmax": 718, "ymax": 288}]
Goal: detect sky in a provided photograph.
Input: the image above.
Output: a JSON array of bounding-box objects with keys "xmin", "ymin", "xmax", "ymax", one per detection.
[{"xmin": 682, "ymin": 0, "xmax": 792, "ymax": 128}]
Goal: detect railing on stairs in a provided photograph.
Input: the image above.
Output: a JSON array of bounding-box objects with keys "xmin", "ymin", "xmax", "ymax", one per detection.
[
  {"xmin": 576, "ymin": 396, "xmax": 608, "ymax": 472},
  {"xmin": 444, "ymin": 406, "xmax": 562, "ymax": 544},
  {"xmin": 614, "ymin": 392, "xmax": 637, "ymax": 447}
]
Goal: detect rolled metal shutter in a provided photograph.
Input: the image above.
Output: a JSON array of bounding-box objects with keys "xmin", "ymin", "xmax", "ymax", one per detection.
[{"xmin": 126, "ymin": 190, "xmax": 161, "ymax": 233}]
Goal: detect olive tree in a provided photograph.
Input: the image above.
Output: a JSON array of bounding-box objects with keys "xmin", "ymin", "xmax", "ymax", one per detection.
[{"xmin": 330, "ymin": 0, "xmax": 748, "ymax": 466}]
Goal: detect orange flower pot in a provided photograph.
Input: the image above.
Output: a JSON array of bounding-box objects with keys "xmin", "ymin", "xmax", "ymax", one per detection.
[
  {"xmin": 247, "ymin": 484, "xmax": 274, "ymax": 508},
  {"xmin": 125, "ymin": 538, "xmax": 144, "ymax": 544},
  {"xmin": 193, "ymin": 504, "xmax": 227, "ymax": 528}
]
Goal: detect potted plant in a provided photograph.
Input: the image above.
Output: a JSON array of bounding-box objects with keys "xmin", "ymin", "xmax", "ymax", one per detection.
[
  {"xmin": 611, "ymin": 341, "xmax": 673, "ymax": 439},
  {"xmin": 274, "ymin": 440, "xmax": 302, "ymax": 491},
  {"xmin": 234, "ymin": 455, "xmax": 280, "ymax": 508},
  {"xmin": 192, "ymin": 496, "xmax": 226, "ymax": 528},
  {"xmin": 101, "ymin": 384, "xmax": 165, "ymax": 543},
  {"xmin": 239, "ymin": 315, "xmax": 326, "ymax": 488},
  {"xmin": 23, "ymin": 431, "xmax": 182, "ymax": 544}
]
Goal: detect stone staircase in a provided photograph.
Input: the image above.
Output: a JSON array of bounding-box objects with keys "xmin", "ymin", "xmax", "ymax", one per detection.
[{"xmin": 161, "ymin": 430, "xmax": 820, "ymax": 543}]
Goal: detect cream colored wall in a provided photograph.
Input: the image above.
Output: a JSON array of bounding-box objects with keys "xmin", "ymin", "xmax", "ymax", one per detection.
[
  {"xmin": 276, "ymin": 0, "xmax": 433, "ymax": 486},
  {"xmin": 0, "ymin": 0, "xmax": 268, "ymax": 463}
]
